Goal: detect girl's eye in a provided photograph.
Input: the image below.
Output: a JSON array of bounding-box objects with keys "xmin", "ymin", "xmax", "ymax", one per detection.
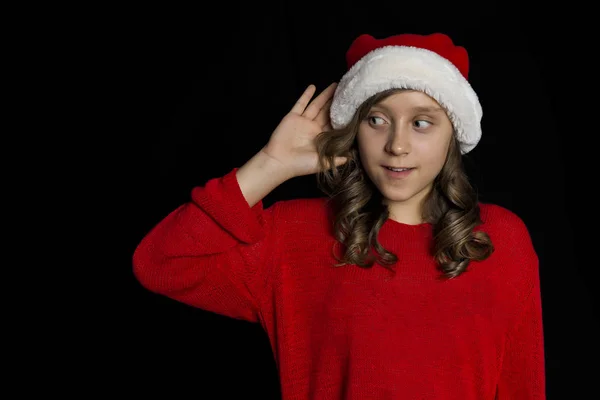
[
  {"xmin": 369, "ymin": 116, "xmax": 386, "ymax": 125},
  {"xmin": 414, "ymin": 120, "xmax": 432, "ymax": 129}
]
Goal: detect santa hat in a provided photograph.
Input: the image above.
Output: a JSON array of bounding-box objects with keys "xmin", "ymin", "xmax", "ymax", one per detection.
[{"xmin": 330, "ymin": 33, "xmax": 482, "ymax": 154}]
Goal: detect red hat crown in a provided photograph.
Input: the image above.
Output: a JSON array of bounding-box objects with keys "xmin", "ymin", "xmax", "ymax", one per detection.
[{"xmin": 345, "ymin": 33, "xmax": 470, "ymax": 80}]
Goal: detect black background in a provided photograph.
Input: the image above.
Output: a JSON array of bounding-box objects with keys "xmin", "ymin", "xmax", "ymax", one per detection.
[{"xmin": 90, "ymin": 2, "xmax": 599, "ymax": 398}]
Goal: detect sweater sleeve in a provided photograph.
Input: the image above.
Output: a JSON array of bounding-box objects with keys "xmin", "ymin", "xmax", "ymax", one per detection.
[
  {"xmin": 132, "ymin": 168, "xmax": 278, "ymax": 323},
  {"xmin": 495, "ymin": 222, "xmax": 546, "ymax": 399}
]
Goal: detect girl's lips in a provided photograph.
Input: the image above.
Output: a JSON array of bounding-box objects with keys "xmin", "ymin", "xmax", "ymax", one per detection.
[
  {"xmin": 383, "ymin": 166, "xmax": 414, "ymax": 178},
  {"xmin": 383, "ymin": 165, "xmax": 414, "ymax": 169}
]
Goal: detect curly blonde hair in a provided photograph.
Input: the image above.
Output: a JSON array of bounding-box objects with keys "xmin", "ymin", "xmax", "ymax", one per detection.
[{"xmin": 314, "ymin": 89, "xmax": 494, "ymax": 279}]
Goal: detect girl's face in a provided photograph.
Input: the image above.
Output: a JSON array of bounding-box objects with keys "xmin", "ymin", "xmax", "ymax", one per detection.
[{"xmin": 356, "ymin": 90, "xmax": 454, "ymax": 224}]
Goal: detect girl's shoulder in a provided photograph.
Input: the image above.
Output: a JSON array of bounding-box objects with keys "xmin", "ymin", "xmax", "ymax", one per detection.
[
  {"xmin": 478, "ymin": 202, "xmax": 531, "ymax": 234},
  {"xmin": 264, "ymin": 196, "xmax": 335, "ymax": 242},
  {"xmin": 477, "ymin": 202, "xmax": 537, "ymax": 257},
  {"xmin": 267, "ymin": 196, "xmax": 332, "ymax": 225}
]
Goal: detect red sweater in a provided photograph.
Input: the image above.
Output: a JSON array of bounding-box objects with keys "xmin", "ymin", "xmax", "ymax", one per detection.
[{"xmin": 133, "ymin": 168, "xmax": 546, "ymax": 399}]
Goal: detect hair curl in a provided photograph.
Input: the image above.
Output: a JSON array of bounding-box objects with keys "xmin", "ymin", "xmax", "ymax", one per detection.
[{"xmin": 314, "ymin": 89, "xmax": 494, "ymax": 279}]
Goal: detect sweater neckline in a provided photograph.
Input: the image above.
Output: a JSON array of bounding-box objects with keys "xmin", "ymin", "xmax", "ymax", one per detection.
[
  {"xmin": 384, "ymin": 218, "xmax": 433, "ymax": 231},
  {"xmin": 380, "ymin": 218, "xmax": 434, "ymax": 246},
  {"xmin": 377, "ymin": 217, "xmax": 435, "ymax": 260}
]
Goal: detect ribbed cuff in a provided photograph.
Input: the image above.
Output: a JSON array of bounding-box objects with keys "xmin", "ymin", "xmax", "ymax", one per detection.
[{"xmin": 191, "ymin": 168, "xmax": 266, "ymax": 244}]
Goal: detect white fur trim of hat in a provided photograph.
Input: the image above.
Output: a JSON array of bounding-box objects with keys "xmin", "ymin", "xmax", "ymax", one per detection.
[{"xmin": 330, "ymin": 43, "xmax": 482, "ymax": 154}]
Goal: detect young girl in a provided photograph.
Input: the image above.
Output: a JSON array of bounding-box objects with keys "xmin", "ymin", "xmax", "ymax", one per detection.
[{"xmin": 133, "ymin": 32, "xmax": 545, "ymax": 399}]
